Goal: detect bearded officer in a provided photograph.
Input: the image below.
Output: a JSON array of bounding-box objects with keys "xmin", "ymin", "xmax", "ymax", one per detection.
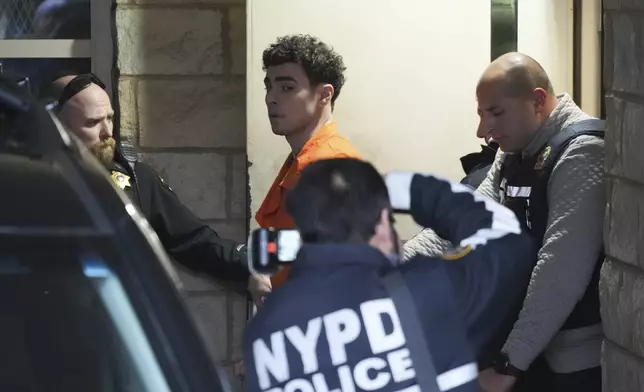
[{"xmin": 46, "ymin": 73, "xmax": 250, "ymax": 286}]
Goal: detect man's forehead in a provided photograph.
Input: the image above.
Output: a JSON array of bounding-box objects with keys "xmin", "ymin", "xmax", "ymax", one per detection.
[
  {"xmin": 265, "ymin": 63, "xmax": 307, "ymax": 82},
  {"xmin": 477, "ymin": 77, "xmax": 511, "ymax": 99},
  {"xmin": 65, "ymin": 85, "xmax": 113, "ymax": 115}
]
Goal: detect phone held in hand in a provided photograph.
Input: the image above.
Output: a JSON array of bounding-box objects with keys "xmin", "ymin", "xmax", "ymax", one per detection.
[{"xmin": 248, "ymin": 228, "xmax": 301, "ymax": 275}]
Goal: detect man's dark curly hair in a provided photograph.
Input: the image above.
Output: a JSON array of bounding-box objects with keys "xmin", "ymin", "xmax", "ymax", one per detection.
[{"xmin": 262, "ymin": 35, "xmax": 347, "ymax": 107}]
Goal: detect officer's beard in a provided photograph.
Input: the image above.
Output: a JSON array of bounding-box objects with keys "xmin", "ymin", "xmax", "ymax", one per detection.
[{"xmin": 89, "ymin": 137, "xmax": 116, "ymax": 168}]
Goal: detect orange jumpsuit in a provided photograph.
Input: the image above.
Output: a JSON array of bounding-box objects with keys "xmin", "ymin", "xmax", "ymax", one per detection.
[{"xmin": 255, "ymin": 122, "xmax": 362, "ymax": 288}]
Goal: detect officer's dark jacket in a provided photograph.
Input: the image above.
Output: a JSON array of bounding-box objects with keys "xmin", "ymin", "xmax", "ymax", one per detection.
[
  {"xmin": 111, "ymin": 148, "xmax": 248, "ymax": 284},
  {"xmin": 244, "ymin": 174, "xmax": 535, "ymax": 392},
  {"xmin": 459, "ymin": 143, "xmax": 499, "ymax": 189}
]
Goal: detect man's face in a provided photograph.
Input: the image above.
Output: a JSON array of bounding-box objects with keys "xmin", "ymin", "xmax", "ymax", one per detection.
[
  {"xmin": 476, "ymin": 81, "xmax": 542, "ymax": 153},
  {"xmin": 58, "ymin": 84, "xmax": 115, "ymax": 166},
  {"xmin": 264, "ymin": 63, "xmax": 322, "ymax": 136}
]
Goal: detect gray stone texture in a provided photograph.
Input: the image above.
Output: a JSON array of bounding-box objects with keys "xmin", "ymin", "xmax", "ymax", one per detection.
[
  {"xmin": 118, "ymin": 78, "xmax": 138, "ymax": 141},
  {"xmin": 230, "ymin": 154, "xmax": 248, "ymax": 218},
  {"xmin": 602, "ymin": 341, "xmax": 644, "ymax": 392},
  {"xmin": 139, "ymin": 152, "xmax": 228, "ymax": 220},
  {"xmin": 229, "ymin": 7, "xmax": 247, "ymax": 75},
  {"xmin": 602, "ymin": 1, "xmax": 644, "ymax": 389},
  {"xmin": 138, "ymin": 79, "xmax": 246, "ymax": 149},
  {"xmin": 114, "ymin": 0, "xmax": 248, "ymax": 390},
  {"xmin": 600, "ymin": 261, "xmax": 644, "ymax": 358},
  {"xmin": 116, "ymin": 8, "xmax": 224, "ymax": 75}
]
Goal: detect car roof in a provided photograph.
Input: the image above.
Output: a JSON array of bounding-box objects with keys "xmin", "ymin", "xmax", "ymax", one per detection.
[
  {"xmin": 0, "ymin": 76, "xmax": 231, "ymax": 391},
  {"xmin": 0, "ymin": 154, "xmax": 94, "ymax": 230}
]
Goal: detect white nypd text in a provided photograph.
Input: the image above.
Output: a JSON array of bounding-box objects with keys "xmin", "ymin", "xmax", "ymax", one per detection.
[{"xmin": 252, "ymin": 298, "xmax": 419, "ymax": 392}]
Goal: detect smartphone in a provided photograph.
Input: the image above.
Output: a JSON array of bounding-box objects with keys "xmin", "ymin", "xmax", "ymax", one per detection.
[{"xmin": 247, "ymin": 228, "xmax": 301, "ymax": 275}]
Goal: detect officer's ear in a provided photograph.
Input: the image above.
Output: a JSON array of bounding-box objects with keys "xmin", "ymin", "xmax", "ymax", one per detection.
[
  {"xmin": 369, "ymin": 208, "xmax": 395, "ymax": 254},
  {"xmin": 531, "ymin": 88, "xmax": 548, "ymax": 113}
]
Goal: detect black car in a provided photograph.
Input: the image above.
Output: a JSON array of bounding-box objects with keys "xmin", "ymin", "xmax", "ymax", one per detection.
[{"xmin": 0, "ymin": 74, "xmax": 232, "ymax": 391}]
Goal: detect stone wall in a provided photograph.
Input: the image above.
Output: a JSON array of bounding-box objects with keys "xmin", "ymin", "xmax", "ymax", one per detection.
[
  {"xmin": 114, "ymin": 0, "xmax": 247, "ymax": 389},
  {"xmin": 601, "ymin": 0, "xmax": 644, "ymax": 390}
]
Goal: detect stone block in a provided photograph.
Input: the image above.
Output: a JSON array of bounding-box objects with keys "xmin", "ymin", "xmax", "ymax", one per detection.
[
  {"xmin": 138, "ymin": 79, "xmax": 245, "ymax": 148},
  {"xmin": 609, "ymin": 13, "xmax": 644, "ymax": 96},
  {"xmin": 620, "ymin": 101, "xmax": 644, "ymax": 183},
  {"xmin": 603, "ymin": 97, "xmax": 644, "ymax": 184},
  {"xmin": 605, "ymin": 181, "xmax": 640, "ymax": 266},
  {"xmin": 230, "ymin": 292, "xmax": 248, "ymax": 360},
  {"xmin": 177, "ymin": 220, "xmax": 248, "ymax": 291},
  {"xmin": 116, "ymin": 8, "xmax": 223, "ymax": 75},
  {"xmin": 118, "ymin": 78, "xmax": 138, "ymax": 141},
  {"xmin": 229, "ymin": 7, "xmax": 246, "ymax": 75},
  {"xmin": 604, "ymin": 0, "xmax": 644, "ymax": 10},
  {"xmin": 185, "ymin": 294, "xmax": 229, "ymax": 362},
  {"xmin": 230, "ymin": 154, "xmax": 248, "ymax": 219},
  {"xmin": 139, "ymin": 152, "xmax": 228, "ymax": 220},
  {"xmin": 602, "ymin": 340, "xmax": 644, "ymax": 392},
  {"xmin": 604, "ymin": 96, "xmax": 624, "ymax": 176},
  {"xmin": 600, "ymin": 260, "xmax": 644, "ymax": 358}
]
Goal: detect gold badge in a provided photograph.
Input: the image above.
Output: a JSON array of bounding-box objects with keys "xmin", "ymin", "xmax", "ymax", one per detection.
[
  {"xmin": 441, "ymin": 245, "xmax": 473, "ymax": 261},
  {"xmin": 534, "ymin": 146, "xmax": 552, "ymax": 170},
  {"xmin": 111, "ymin": 171, "xmax": 131, "ymax": 190}
]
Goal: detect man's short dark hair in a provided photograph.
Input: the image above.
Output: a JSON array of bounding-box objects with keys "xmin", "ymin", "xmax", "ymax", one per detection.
[
  {"xmin": 262, "ymin": 34, "xmax": 347, "ymax": 106},
  {"xmin": 286, "ymin": 158, "xmax": 390, "ymax": 243}
]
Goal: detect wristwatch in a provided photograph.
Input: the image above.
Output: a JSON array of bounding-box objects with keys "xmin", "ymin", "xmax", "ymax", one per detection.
[{"xmin": 492, "ymin": 352, "xmax": 523, "ymax": 378}]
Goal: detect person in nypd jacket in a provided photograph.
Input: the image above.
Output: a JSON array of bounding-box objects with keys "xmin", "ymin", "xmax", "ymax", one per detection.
[{"xmin": 243, "ymin": 158, "xmax": 536, "ymax": 392}]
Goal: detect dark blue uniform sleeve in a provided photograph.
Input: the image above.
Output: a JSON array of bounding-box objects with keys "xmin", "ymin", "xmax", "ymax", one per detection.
[
  {"xmin": 135, "ymin": 162, "xmax": 249, "ymax": 285},
  {"xmin": 389, "ymin": 172, "xmax": 536, "ymax": 357},
  {"xmin": 403, "ymin": 173, "xmax": 521, "ymax": 249}
]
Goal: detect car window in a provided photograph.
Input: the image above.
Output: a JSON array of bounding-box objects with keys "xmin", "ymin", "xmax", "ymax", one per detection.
[{"xmin": 0, "ymin": 251, "xmax": 171, "ymax": 392}]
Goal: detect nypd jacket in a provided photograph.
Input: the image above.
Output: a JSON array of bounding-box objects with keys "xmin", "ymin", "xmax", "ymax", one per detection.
[
  {"xmin": 110, "ymin": 152, "xmax": 248, "ymax": 285},
  {"xmin": 403, "ymin": 94, "xmax": 605, "ymax": 373},
  {"xmin": 243, "ymin": 172, "xmax": 535, "ymax": 392}
]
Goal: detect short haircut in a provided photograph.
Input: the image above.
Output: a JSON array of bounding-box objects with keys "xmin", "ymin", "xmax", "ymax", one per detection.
[
  {"xmin": 286, "ymin": 158, "xmax": 390, "ymax": 243},
  {"xmin": 503, "ymin": 57, "xmax": 555, "ymax": 98},
  {"xmin": 262, "ymin": 34, "xmax": 347, "ymax": 106}
]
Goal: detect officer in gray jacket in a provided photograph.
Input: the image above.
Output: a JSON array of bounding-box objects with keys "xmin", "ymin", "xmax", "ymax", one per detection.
[{"xmin": 404, "ymin": 52, "xmax": 605, "ymax": 392}]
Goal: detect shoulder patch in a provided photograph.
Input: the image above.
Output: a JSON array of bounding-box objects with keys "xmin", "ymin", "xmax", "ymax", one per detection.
[
  {"xmin": 534, "ymin": 146, "xmax": 552, "ymax": 170},
  {"xmin": 441, "ymin": 245, "xmax": 473, "ymax": 261}
]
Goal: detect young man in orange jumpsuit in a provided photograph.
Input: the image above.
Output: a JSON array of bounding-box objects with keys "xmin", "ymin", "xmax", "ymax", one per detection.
[
  {"xmin": 250, "ymin": 34, "xmax": 362, "ymax": 305},
  {"xmin": 234, "ymin": 34, "xmax": 361, "ymax": 381}
]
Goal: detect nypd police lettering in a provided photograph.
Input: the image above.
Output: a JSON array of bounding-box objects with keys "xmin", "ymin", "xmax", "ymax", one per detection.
[{"xmin": 253, "ymin": 298, "xmax": 418, "ymax": 392}]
